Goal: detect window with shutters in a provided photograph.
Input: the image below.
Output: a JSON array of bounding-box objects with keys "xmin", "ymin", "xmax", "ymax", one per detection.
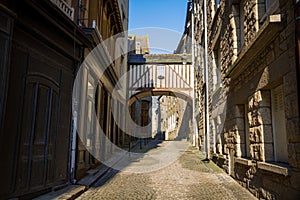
[{"xmin": 271, "ymin": 85, "xmax": 288, "ymax": 163}]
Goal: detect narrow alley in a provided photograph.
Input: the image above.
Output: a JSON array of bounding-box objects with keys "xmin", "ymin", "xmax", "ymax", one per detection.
[
  {"xmin": 1, "ymin": 0, "xmax": 300, "ymax": 199},
  {"xmin": 76, "ymin": 140, "xmax": 257, "ymax": 200}
]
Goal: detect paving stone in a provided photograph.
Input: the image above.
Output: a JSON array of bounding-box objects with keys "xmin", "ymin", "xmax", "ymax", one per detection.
[
  {"xmin": 76, "ymin": 141, "xmax": 257, "ymax": 200},
  {"xmin": 33, "ymin": 185, "xmax": 86, "ymax": 200}
]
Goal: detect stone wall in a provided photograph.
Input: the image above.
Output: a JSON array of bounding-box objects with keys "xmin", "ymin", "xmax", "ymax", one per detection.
[
  {"xmin": 195, "ymin": 0, "xmax": 300, "ymax": 198},
  {"xmin": 248, "ymin": 91, "xmax": 273, "ymax": 162},
  {"xmin": 243, "ymin": 0, "xmax": 259, "ymax": 47}
]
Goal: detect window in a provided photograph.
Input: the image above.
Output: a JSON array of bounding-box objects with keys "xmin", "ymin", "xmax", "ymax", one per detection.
[
  {"xmin": 234, "ymin": 104, "xmax": 250, "ymax": 158},
  {"xmin": 212, "ymin": 119, "xmax": 217, "ymax": 153},
  {"xmin": 239, "ymin": 2, "xmax": 244, "ymax": 48},
  {"xmin": 271, "ymin": 85, "xmax": 288, "ymax": 163},
  {"xmin": 266, "ymin": 0, "xmax": 279, "ymax": 13},
  {"xmin": 212, "ymin": 41, "xmax": 221, "ymax": 91},
  {"xmin": 259, "ymin": 0, "xmax": 280, "ymax": 25},
  {"xmin": 232, "ymin": 2, "xmax": 243, "ymax": 52},
  {"xmin": 86, "ymin": 80, "xmax": 95, "ymax": 148},
  {"xmin": 100, "ymin": 88, "xmax": 108, "ymax": 133}
]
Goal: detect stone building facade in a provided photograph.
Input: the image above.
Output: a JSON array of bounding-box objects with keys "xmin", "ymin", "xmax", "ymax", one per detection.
[
  {"xmin": 192, "ymin": 0, "xmax": 300, "ymax": 198},
  {"xmin": 159, "ymin": 96, "xmax": 187, "ymax": 140},
  {"xmin": 128, "ymin": 34, "xmax": 150, "ymax": 54},
  {"xmin": 127, "ymin": 34, "xmax": 152, "ymax": 142},
  {"xmin": 74, "ymin": 0, "xmax": 129, "ymax": 181},
  {"xmin": 0, "ymin": 0, "xmax": 128, "ymax": 198}
]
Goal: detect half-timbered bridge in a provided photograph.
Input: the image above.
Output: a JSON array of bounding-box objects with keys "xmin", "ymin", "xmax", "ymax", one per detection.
[
  {"xmin": 127, "ymin": 53, "xmax": 193, "ymax": 105},
  {"xmin": 126, "ymin": 53, "xmax": 196, "ymax": 144}
]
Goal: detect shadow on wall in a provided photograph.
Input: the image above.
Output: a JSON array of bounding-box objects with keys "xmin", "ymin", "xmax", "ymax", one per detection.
[{"xmin": 175, "ymin": 103, "xmax": 192, "ymax": 141}]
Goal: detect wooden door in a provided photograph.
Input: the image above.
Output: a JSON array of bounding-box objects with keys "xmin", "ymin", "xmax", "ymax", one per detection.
[
  {"xmin": 2, "ymin": 45, "xmax": 74, "ymax": 197},
  {"xmin": 17, "ymin": 74, "xmax": 60, "ymax": 192}
]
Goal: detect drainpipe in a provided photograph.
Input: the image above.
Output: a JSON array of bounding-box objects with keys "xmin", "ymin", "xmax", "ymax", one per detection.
[
  {"xmin": 70, "ymin": 62, "xmax": 82, "ymax": 184},
  {"xmin": 70, "ymin": 52, "xmax": 83, "ymax": 184},
  {"xmin": 203, "ymin": 0, "xmax": 210, "ymax": 159},
  {"xmin": 70, "ymin": 0, "xmax": 82, "ymax": 181},
  {"xmin": 191, "ymin": 0, "xmax": 196, "ymax": 147},
  {"xmin": 70, "ymin": 111, "xmax": 77, "ymax": 183}
]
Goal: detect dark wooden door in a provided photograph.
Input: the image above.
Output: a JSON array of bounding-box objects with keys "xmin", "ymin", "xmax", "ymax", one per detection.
[
  {"xmin": 16, "ymin": 74, "xmax": 60, "ymax": 193},
  {"xmin": 1, "ymin": 33, "xmax": 74, "ymax": 198}
]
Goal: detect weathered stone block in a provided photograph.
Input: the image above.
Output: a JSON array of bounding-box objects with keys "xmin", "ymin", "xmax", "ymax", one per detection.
[
  {"xmin": 297, "ymin": 153, "xmax": 300, "ymax": 168},
  {"xmin": 252, "ymin": 144, "xmax": 261, "ymax": 160},
  {"xmin": 254, "ymin": 151, "xmax": 260, "ymax": 160},
  {"xmin": 290, "ymin": 171, "xmax": 300, "ymax": 190},
  {"xmin": 266, "ymin": 49, "xmax": 275, "ymax": 66},
  {"xmin": 264, "ymin": 143, "xmax": 274, "ymax": 162},
  {"xmin": 234, "ymin": 105, "xmax": 245, "ymax": 118},
  {"xmin": 295, "ymin": 143, "xmax": 300, "ymax": 154},
  {"xmin": 236, "ymin": 144, "xmax": 242, "ymax": 157},
  {"xmin": 258, "ymin": 90, "xmax": 271, "ymax": 107},
  {"xmin": 257, "ymin": 107, "xmax": 272, "ymax": 125},
  {"xmin": 279, "ymin": 38, "xmax": 288, "ymax": 52},
  {"xmin": 285, "ymin": 94, "xmax": 299, "ymax": 119},
  {"xmin": 235, "ymin": 117, "xmax": 245, "ymax": 131},
  {"xmin": 288, "ymin": 143, "xmax": 296, "ymax": 155},
  {"xmin": 240, "ymin": 143, "xmax": 246, "ymax": 156},
  {"xmin": 248, "ymin": 112, "xmax": 254, "ymax": 127},
  {"xmin": 254, "ymin": 90, "xmax": 262, "ymax": 102},
  {"xmin": 248, "ymin": 95, "xmax": 254, "ymax": 111},
  {"xmin": 254, "ymin": 128, "xmax": 261, "ymax": 143},
  {"xmin": 253, "ymin": 126, "xmax": 263, "ymax": 143},
  {"xmin": 238, "ymin": 130, "xmax": 246, "ymax": 144},
  {"xmin": 249, "ymin": 127, "xmax": 255, "ymax": 143},
  {"xmin": 283, "ymin": 72, "xmax": 297, "ymax": 95},
  {"xmin": 249, "ymin": 111, "xmax": 261, "ymax": 127},
  {"xmin": 235, "ymin": 130, "xmax": 241, "ymax": 143},
  {"xmin": 259, "ymin": 144, "xmax": 265, "ymax": 161},
  {"xmin": 287, "ymin": 118, "xmax": 300, "ymax": 143},
  {"xmin": 224, "ymin": 145, "xmax": 229, "ymax": 154},
  {"xmin": 288, "ymin": 144, "xmax": 298, "ymax": 168},
  {"xmin": 250, "ymin": 144, "xmax": 254, "ymax": 159},
  {"xmin": 260, "ymin": 125, "xmax": 273, "ymax": 143}
]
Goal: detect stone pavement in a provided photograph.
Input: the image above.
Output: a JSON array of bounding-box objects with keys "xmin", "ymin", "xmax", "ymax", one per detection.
[{"xmin": 76, "ymin": 140, "xmax": 257, "ymax": 200}]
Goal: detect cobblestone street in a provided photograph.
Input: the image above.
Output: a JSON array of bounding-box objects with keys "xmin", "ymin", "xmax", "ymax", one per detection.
[{"xmin": 76, "ymin": 140, "xmax": 257, "ymax": 200}]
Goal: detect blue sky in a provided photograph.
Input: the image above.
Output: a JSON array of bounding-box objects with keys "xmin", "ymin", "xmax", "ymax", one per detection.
[{"xmin": 129, "ymin": 0, "xmax": 188, "ymax": 53}]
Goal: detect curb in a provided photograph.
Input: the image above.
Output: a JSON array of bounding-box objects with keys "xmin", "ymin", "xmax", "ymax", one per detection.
[
  {"xmin": 33, "ymin": 165, "xmax": 111, "ymax": 200},
  {"xmin": 33, "ymin": 139, "xmax": 156, "ymax": 199}
]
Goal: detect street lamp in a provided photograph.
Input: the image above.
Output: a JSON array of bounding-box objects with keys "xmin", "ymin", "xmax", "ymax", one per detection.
[{"xmin": 158, "ymin": 75, "xmax": 165, "ymax": 80}]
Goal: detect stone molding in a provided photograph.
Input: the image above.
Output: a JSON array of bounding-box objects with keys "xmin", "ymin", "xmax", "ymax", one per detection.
[
  {"xmin": 257, "ymin": 161, "xmax": 289, "ymax": 176},
  {"xmin": 234, "ymin": 157, "xmax": 253, "ymax": 166}
]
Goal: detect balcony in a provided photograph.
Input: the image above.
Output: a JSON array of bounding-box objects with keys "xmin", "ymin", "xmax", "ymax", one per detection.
[{"xmin": 50, "ymin": 0, "xmax": 74, "ymax": 20}]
